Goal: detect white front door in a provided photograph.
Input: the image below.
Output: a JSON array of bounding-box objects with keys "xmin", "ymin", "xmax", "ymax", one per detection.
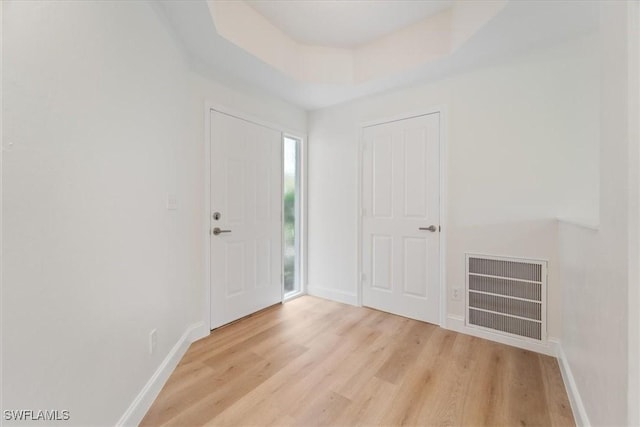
[
  {"xmin": 361, "ymin": 113, "xmax": 441, "ymax": 324},
  {"xmin": 210, "ymin": 110, "xmax": 282, "ymax": 329}
]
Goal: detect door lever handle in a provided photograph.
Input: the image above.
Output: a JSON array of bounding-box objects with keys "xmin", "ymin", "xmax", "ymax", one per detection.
[
  {"xmin": 212, "ymin": 227, "xmax": 232, "ymax": 236},
  {"xmin": 419, "ymin": 225, "xmax": 438, "ymax": 232}
]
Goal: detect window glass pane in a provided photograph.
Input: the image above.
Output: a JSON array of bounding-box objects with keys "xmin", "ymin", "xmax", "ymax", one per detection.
[{"xmin": 284, "ymin": 137, "xmax": 298, "ymax": 294}]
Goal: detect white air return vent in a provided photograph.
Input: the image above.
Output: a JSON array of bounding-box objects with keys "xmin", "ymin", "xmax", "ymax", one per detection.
[{"xmin": 466, "ymin": 254, "xmax": 547, "ymax": 343}]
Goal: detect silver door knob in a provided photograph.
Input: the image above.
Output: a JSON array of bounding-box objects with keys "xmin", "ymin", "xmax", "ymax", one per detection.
[
  {"xmin": 212, "ymin": 227, "xmax": 231, "ymax": 236},
  {"xmin": 419, "ymin": 225, "xmax": 438, "ymax": 232}
]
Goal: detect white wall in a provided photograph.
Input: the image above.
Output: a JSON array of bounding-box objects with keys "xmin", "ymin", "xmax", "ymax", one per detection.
[
  {"xmin": 307, "ymin": 35, "xmax": 600, "ymax": 342},
  {"xmin": 558, "ymin": 3, "xmax": 637, "ymax": 426},
  {"xmin": 189, "ymin": 71, "xmax": 307, "ymax": 137},
  {"xmin": 627, "ymin": 3, "xmax": 640, "ymax": 426},
  {"xmin": 2, "ymin": 1, "xmax": 305, "ymax": 425}
]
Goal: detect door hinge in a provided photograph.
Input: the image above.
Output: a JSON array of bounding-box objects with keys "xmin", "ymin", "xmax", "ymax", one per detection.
[
  {"xmin": 439, "ymin": 225, "xmax": 441, "ymax": 232},
  {"xmin": 360, "ymin": 272, "xmax": 366, "ymax": 282}
]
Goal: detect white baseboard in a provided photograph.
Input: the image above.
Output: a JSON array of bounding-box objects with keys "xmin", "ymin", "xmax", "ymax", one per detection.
[
  {"xmin": 556, "ymin": 343, "xmax": 591, "ymax": 427},
  {"xmin": 445, "ymin": 315, "xmax": 557, "ymax": 356},
  {"xmin": 307, "ymin": 285, "xmax": 358, "ymax": 306},
  {"xmin": 116, "ymin": 321, "xmax": 209, "ymax": 427}
]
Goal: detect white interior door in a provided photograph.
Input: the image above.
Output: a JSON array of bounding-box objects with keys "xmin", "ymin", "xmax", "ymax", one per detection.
[
  {"xmin": 361, "ymin": 113, "xmax": 441, "ymax": 324},
  {"xmin": 210, "ymin": 111, "xmax": 282, "ymax": 329}
]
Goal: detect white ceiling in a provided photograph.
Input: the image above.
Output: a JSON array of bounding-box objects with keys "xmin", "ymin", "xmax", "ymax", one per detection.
[
  {"xmin": 244, "ymin": 0, "xmax": 455, "ymax": 48},
  {"xmin": 158, "ymin": 0, "xmax": 599, "ymax": 110}
]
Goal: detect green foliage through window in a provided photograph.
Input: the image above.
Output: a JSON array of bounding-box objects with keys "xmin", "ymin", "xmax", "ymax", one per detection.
[{"xmin": 283, "ymin": 137, "xmax": 299, "ymax": 293}]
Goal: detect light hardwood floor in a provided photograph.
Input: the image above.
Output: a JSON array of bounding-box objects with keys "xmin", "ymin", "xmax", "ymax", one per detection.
[{"xmin": 141, "ymin": 296, "xmax": 574, "ymax": 426}]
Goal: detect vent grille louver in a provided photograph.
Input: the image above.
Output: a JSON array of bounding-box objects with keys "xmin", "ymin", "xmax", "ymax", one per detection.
[
  {"xmin": 466, "ymin": 255, "xmax": 546, "ymax": 343},
  {"xmin": 468, "ymin": 292, "xmax": 541, "ymax": 321},
  {"xmin": 469, "ymin": 275, "xmax": 541, "ymax": 301},
  {"xmin": 469, "ymin": 309, "xmax": 542, "ymax": 340},
  {"xmin": 468, "ymin": 257, "xmax": 542, "ymax": 282}
]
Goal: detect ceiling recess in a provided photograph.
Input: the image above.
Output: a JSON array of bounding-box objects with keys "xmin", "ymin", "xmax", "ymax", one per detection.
[{"xmin": 210, "ymin": 0, "xmax": 507, "ymax": 85}]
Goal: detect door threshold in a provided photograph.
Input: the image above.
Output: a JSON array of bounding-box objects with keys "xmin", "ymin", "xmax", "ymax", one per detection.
[
  {"xmin": 211, "ymin": 302, "xmax": 283, "ymax": 331},
  {"xmin": 284, "ymin": 291, "xmax": 306, "ymax": 303}
]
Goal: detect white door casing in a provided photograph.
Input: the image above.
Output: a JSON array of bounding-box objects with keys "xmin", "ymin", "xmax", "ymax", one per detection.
[
  {"xmin": 361, "ymin": 113, "xmax": 441, "ymax": 324},
  {"xmin": 210, "ymin": 111, "xmax": 282, "ymax": 329}
]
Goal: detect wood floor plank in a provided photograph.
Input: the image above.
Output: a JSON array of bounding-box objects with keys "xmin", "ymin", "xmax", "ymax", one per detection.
[
  {"xmin": 374, "ymin": 320, "xmax": 438, "ymax": 385},
  {"xmin": 540, "ymin": 355, "xmax": 576, "ymax": 426},
  {"xmin": 181, "ymin": 298, "xmax": 330, "ymax": 365},
  {"xmin": 290, "ymin": 391, "xmax": 352, "ymax": 426},
  {"xmin": 329, "ymin": 330, "xmax": 392, "ymax": 399},
  {"xmin": 379, "ymin": 328, "xmax": 456, "ymax": 426},
  {"xmin": 417, "ymin": 333, "xmax": 479, "ymax": 426},
  {"xmin": 141, "ymin": 296, "xmax": 575, "ymax": 427},
  {"xmin": 159, "ymin": 344, "xmax": 308, "ymax": 426},
  {"xmin": 505, "ymin": 348, "xmax": 553, "ymax": 426},
  {"xmin": 203, "ymin": 389, "xmax": 282, "ymax": 426},
  {"xmin": 461, "ymin": 338, "xmax": 511, "ymax": 426},
  {"xmin": 332, "ymin": 376, "xmax": 397, "ymax": 426}
]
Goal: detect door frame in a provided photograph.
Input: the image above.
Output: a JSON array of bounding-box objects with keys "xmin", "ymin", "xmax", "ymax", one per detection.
[
  {"xmin": 282, "ymin": 133, "xmax": 307, "ymax": 301},
  {"xmin": 356, "ymin": 106, "xmax": 448, "ymax": 327},
  {"xmin": 203, "ymin": 102, "xmax": 307, "ymax": 331}
]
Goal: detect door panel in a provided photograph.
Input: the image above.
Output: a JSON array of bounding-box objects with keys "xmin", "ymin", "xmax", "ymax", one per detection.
[
  {"xmin": 372, "ymin": 131, "xmax": 393, "ymax": 218},
  {"xmin": 403, "ymin": 237, "xmax": 428, "ymax": 297},
  {"xmin": 362, "ymin": 113, "xmax": 440, "ymax": 324},
  {"xmin": 255, "ymin": 239, "xmax": 271, "ymax": 289},
  {"xmin": 226, "ymin": 159, "xmax": 244, "ymax": 222},
  {"xmin": 210, "ymin": 111, "xmax": 282, "ymax": 329},
  {"xmin": 403, "ymin": 128, "xmax": 428, "ymax": 217},
  {"xmin": 372, "ymin": 235, "xmax": 393, "ymax": 291},
  {"xmin": 226, "ymin": 242, "xmax": 245, "ymax": 297}
]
